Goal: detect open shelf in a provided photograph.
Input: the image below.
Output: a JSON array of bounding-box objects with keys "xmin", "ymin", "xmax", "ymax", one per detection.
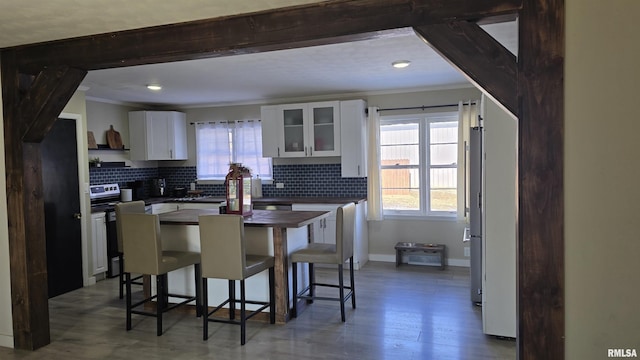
[{"xmin": 89, "ymin": 144, "xmax": 130, "ymax": 151}]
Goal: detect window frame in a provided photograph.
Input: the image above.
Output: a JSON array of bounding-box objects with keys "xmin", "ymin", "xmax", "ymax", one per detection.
[{"xmin": 380, "ymin": 111, "xmax": 459, "ymax": 219}]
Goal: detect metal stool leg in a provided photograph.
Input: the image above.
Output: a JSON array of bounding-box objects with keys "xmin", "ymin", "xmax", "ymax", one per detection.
[
  {"xmin": 125, "ymin": 272, "xmax": 132, "ymax": 330},
  {"xmin": 229, "ymin": 280, "xmax": 236, "ymax": 320},
  {"xmin": 156, "ymin": 274, "xmax": 165, "ymax": 336},
  {"xmin": 240, "ymin": 279, "xmax": 246, "ymax": 345},
  {"xmin": 338, "ymin": 264, "xmax": 345, "ymax": 322},
  {"xmin": 119, "ymin": 253, "xmax": 125, "ymax": 299},
  {"xmin": 350, "ymin": 257, "xmax": 356, "ymax": 309},
  {"xmin": 291, "ymin": 262, "xmax": 298, "ymax": 318},
  {"xmin": 202, "ymin": 278, "xmax": 209, "ymax": 341}
]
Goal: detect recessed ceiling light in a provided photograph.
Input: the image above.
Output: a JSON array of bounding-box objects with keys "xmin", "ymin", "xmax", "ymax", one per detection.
[
  {"xmin": 392, "ymin": 60, "xmax": 411, "ymax": 69},
  {"xmin": 146, "ymin": 84, "xmax": 162, "ymax": 91}
]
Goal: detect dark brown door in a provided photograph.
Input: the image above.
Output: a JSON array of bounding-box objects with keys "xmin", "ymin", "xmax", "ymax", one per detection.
[{"xmin": 41, "ymin": 118, "xmax": 83, "ymax": 298}]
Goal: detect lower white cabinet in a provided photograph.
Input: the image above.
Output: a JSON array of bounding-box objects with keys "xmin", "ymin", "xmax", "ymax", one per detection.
[
  {"xmin": 91, "ymin": 212, "xmax": 108, "ymax": 276},
  {"xmin": 151, "ymin": 203, "xmax": 179, "ymax": 214},
  {"xmin": 291, "ymin": 203, "xmax": 337, "ymax": 244},
  {"xmin": 176, "ymin": 202, "xmax": 221, "ymax": 211},
  {"xmin": 292, "ymin": 201, "xmax": 368, "ymax": 269}
]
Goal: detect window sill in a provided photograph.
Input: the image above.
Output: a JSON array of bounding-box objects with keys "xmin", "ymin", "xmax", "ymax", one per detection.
[{"xmin": 382, "ymin": 214, "xmax": 459, "ymax": 222}]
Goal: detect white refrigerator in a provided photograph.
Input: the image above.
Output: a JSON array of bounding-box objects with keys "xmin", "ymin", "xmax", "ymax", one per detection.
[
  {"xmin": 469, "ymin": 126, "xmax": 483, "ymax": 305},
  {"xmin": 480, "ymin": 95, "xmax": 517, "ymax": 338}
]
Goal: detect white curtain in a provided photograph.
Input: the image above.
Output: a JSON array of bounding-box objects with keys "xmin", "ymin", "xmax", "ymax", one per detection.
[
  {"xmin": 366, "ymin": 106, "xmax": 383, "ymax": 221},
  {"xmin": 457, "ymin": 100, "xmax": 479, "ymax": 220},
  {"xmin": 196, "ymin": 121, "xmax": 231, "ymax": 179},
  {"xmin": 235, "ymin": 120, "xmax": 273, "ymax": 179}
]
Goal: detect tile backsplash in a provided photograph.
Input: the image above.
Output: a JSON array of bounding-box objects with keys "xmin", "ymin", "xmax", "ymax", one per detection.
[{"xmin": 90, "ymin": 164, "xmax": 367, "ymax": 198}]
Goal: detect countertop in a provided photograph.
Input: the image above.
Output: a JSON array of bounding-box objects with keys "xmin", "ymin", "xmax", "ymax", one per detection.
[
  {"xmin": 252, "ymin": 197, "xmax": 366, "ymax": 205},
  {"xmin": 159, "ymin": 208, "xmax": 331, "ymax": 228},
  {"xmin": 91, "ymin": 196, "xmax": 365, "ymax": 213}
]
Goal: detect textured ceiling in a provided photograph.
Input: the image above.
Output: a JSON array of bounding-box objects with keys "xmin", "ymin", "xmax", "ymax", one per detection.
[
  {"xmin": 0, "ymin": 0, "xmax": 319, "ymax": 48},
  {"xmin": 1, "ymin": 1, "xmax": 517, "ymax": 107}
]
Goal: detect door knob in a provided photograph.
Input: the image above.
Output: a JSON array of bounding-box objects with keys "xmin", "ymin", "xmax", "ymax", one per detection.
[{"xmin": 73, "ymin": 213, "xmax": 82, "ymax": 220}]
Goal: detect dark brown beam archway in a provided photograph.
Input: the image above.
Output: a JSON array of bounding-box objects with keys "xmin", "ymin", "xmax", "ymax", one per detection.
[
  {"xmin": 414, "ymin": 21, "xmax": 518, "ymax": 117},
  {"xmin": 11, "ymin": 0, "xmax": 522, "ymax": 73},
  {"xmin": 2, "ymin": 0, "xmax": 564, "ymax": 358}
]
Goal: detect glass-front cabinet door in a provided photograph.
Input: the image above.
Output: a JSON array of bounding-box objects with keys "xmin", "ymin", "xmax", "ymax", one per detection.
[
  {"xmin": 279, "ymin": 104, "xmax": 307, "ymax": 157},
  {"xmin": 309, "ymin": 101, "xmax": 341, "ymax": 157},
  {"xmin": 277, "ymin": 101, "xmax": 341, "ymax": 157}
]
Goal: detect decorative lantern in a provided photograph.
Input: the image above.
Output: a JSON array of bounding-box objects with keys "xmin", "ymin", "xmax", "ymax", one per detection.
[{"xmin": 225, "ymin": 163, "xmax": 252, "ymax": 216}]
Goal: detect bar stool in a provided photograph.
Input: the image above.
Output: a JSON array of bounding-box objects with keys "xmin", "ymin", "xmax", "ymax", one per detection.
[
  {"xmin": 120, "ymin": 213, "xmax": 201, "ymax": 336},
  {"xmin": 199, "ymin": 214, "xmax": 275, "ymax": 345},
  {"xmin": 115, "ymin": 201, "xmax": 145, "ymax": 299},
  {"xmin": 291, "ymin": 202, "xmax": 356, "ymax": 322}
]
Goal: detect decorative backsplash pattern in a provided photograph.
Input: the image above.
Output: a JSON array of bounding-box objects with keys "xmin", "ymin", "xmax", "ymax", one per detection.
[
  {"xmin": 89, "ymin": 167, "xmax": 158, "ymax": 186},
  {"xmin": 266, "ymin": 164, "xmax": 367, "ymax": 197},
  {"xmin": 90, "ymin": 164, "xmax": 367, "ymax": 198}
]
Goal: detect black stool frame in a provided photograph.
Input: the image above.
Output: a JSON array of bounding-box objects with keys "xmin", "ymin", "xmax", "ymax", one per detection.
[
  {"xmin": 125, "ymin": 264, "xmax": 202, "ymax": 336},
  {"xmin": 201, "ymin": 267, "xmax": 275, "ymax": 345},
  {"xmin": 291, "ymin": 257, "xmax": 356, "ymax": 322}
]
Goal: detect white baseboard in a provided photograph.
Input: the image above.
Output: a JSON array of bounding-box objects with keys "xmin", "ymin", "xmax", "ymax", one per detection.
[
  {"xmin": 448, "ymin": 258, "xmax": 470, "ymax": 267},
  {"xmin": 84, "ymin": 276, "xmax": 96, "ymax": 287},
  {"xmin": 369, "ymin": 254, "xmax": 396, "ymax": 263},
  {"xmin": 369, "ymin": 254, "xmax": 470, "ymax": 267},
  {"xmin": 0, "ymin": 334, "xmax": 14, "ymax": 349}
]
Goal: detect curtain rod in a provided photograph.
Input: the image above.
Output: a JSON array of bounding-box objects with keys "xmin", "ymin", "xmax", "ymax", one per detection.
[
  {"xmin": 373, "ymin": 101, "xmax": 477, "ymax": 113},
  {"xmin": 190, "ymin": 119, "xmax": 260, "ymax": 125}
]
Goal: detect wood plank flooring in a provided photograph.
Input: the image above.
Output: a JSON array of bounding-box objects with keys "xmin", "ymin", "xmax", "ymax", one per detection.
[{"xmin": 0, "ymin": 262, "xmax": 515, "ymax": 359}]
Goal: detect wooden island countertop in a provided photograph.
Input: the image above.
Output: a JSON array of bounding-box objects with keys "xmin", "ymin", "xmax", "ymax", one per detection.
[{"xmin": 159, "ymin": 208, "xmax": 330, "ymax": 228}]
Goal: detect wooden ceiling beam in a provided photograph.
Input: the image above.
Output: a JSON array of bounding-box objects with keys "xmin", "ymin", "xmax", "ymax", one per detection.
[
  {"xmin": 11, "ymin": 0, "xmax": 521, "ymax": 73},
  {"xmin": 414, "ymin": 21, "xmax": 518, "ymax": 117},
  {"xmin": 19, "ymin": 66, "xmax": 87, "ymax": 143}
]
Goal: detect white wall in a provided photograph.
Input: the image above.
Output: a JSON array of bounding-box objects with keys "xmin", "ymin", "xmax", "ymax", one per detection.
[
  {"xmin": 482, "ymin": 95, "xmax": 517, "ymax": 337},
  {"xmin": 0, "ymin": 58, "xmax": 14, "ymax": 348},
  {"xmin": 565, "ymin": 1, "xmax": 640, "ymax": 358}
]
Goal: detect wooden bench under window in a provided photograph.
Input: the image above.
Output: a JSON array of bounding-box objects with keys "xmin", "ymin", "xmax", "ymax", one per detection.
[{"xmin": 394, "ymin": 242, "xmax": 446, "ymax": 270}]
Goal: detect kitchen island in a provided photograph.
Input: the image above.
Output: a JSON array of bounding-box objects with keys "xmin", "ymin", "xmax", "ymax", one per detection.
[{"xmin": 156, "ymin": 208, "xmax": 330, "ymax": 323}]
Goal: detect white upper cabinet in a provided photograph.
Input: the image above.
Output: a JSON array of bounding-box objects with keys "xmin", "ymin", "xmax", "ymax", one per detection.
[
  {"xmin": 260, "ymin": 105, "xmax": 280, "ymax": 158},
  {"xmin": 340, "ymin": 99, "xmax": 367, "ymax": 177},
  {"xmin": 262, "ymin": 101, "xmax": 341, "ymax": 158},
  {"xmin": 129, "ymin": 111, "xmax": 188, "ymax": 160}
]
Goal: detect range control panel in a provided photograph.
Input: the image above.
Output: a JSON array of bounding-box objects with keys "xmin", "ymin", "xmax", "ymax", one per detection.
[{"xmin": 89, "ymin": 183, "xmax": 120, "ymax": 200}]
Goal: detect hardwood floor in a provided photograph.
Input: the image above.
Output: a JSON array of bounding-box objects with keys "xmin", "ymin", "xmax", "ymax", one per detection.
[{"xmin": 0, "ymin": 262, "xmax": 515, "ymax": 359}]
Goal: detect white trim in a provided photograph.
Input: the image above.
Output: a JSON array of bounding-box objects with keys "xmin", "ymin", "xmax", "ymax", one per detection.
[
  {"xmin": 369, "ymin": 253, "xmax": 470, "ymax": 267},
  {"xmin": 0, "ymin": 334, "xmax": 13, "ymax": 349}
]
